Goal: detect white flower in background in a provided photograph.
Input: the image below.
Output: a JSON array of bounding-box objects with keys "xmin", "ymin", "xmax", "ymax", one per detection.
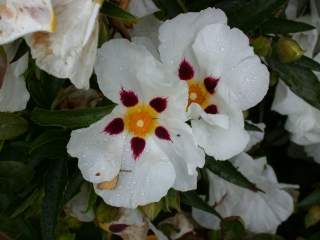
[
  {"xmin": 245, "ymin": 122, "xmax": 265, "ymax": 152},
  {"xmin": 0, "ymin": 0, "xmax": 56, "ymax": 44},
  {"xmin": 192, "ymin": 153, "xmax": 295, "ymax": 233},
  {"xmin": 128, "ymin": 0, "xmax": 159, "ymax": 18},
  {"xmin": 64, "ymin": 183, "xmax": 95, "ymax": 222},
  {"xmin": 158, "ymin": 8, "xmax": 269, "ymax": 160},
  {"xmin": 67, "ymin": 39, "xmax": 205, "ymax": 208},
  {"xmin": 272, "ymin": 7, "xmax": 320, "ymax": 164},
  {"xmin": 0, "ymin": 44, "xmax": 29, "ymax": 112}
]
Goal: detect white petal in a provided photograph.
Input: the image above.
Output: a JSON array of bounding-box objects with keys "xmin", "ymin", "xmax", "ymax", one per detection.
[
  {"xmin": 0, "ymin": 0, "xmax": 55, "ymax": 45},
  {"xmin": 128, "ymin": 0, "xmax": 159, "ymax": 18},
  {"xmin": 94, "ymin": 138, "xmax": 176, "ymax": 208},
  {"xmin": 65, "ymin": 183, "xmax": 95, "ymax": 222},
  {"xmin": 67, "ymin": 107, "xmax": 125, "ymax": 184},
  {"xmin": 0, "ymin": 53, "xmax": 29, "ymax": 112},
  {"xmin": 159, "ymin": 8, "xmax": 227, "ymax": 68},
  {"xmin": 285, "ymin": 0, "xmax": 298, "ymax": 19},
  {"xmin": 154, "ymin": 120, "xmax": 205, "ymax": 191},
  {"xmin": 25, "ymin": 0, "xmax": 101, "ymax": 89},
  {"xmin": 95, "ymin": 39, "xmax": 188, "ymax": 121}
]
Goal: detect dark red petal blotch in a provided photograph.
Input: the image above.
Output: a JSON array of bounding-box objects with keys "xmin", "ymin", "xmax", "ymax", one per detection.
[
  {"xmin": 178, "ymin": 59, "xmax": 194, "ymax": 80},
  {"xmin": 104, "ymin": 118, "xmax": 124, "ymax": 135},
  {"xmin": 205, "ymin": 104, "xmax": 218, "ymax": 114},
  {"xmin": 149, "ymin": 97, "xmax": 167, "ymax": 113},
  {"xmin": 109, "ymin": 224, "xmax": 128, "ymax": 233},
  {"xmin": 131, "ymin": 137, "xmax": 146, "ymax": 160},
  {"xmin": 204, "ymin": 77, "xmax": 219, "ymax": 94},
  {"xmin": 120, "ymin": 88, "xmax": 139, "ymax": 107},
  {"xmin": 155, "ymin": 126, "xmax": 171, "ymax": 141}
]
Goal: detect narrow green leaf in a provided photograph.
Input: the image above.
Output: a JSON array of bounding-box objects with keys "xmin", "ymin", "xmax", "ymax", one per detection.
[
  {"xmin": 292, "ymin": 56, "xmax": 320, "ymax": 72},
  {"xmin": 261, "ymin": 18, "xmax": 315, "ymax": 34},
  {"xmin": 41, "ymin": 158, "xmax": 67, "ymax": 240},
  {"xmin": 10, "ymin": 189, "xmax": 42, "ymax": 218},
  {"xmin": 101, "ymin": 2, "xmax": 138, "ymax": 23},
  {"xmin": 0, "ymin": 113, "xmax": 28, "ymax": 140},
  {"xmin": 10, "ymin": 40, "xmax": 29, "ymax": 64},
  {"xmin": 245, "ymin": 121, "xmax": 263, "ymax": 132},
  {"xmin": 0, "ymin": 161, "xmax": 33, "ymax": 193},
  {"xmin": 30, "ymin": 105, "xmax": 115, "ymax": 129},
  {"xmin": 220, "ymin": 217, "xmax": 246, "ymax": 240},
  {"xmin": 181, "ymin": 191, "xmax": 222, "ymax": 219},
  {"xmin": 269, "ymin": 58, "xmax": 320, "ymax": 111},
  {"xmin": 206, "ymin": 156, "xmax": 262, "ymax": 192},
  {"xmin": 298, "ymin": 190, "xmax": 320, "ymax": 208},
  {"xmin": 215, "ymin": 0, "xmax": 286, "ymax": 32}
]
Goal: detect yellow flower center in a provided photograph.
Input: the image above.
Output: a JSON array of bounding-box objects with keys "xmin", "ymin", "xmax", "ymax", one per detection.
[
  {"xmin": 187, "ymin": 80, "xmax": 210, "ymax": 108},
  {"xmin": 124, "ymin": 104, "xmax": 158, "ymax": 137}
]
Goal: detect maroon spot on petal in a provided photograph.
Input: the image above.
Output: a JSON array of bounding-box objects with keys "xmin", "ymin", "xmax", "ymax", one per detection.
[
  {"xmin": 205, "ymin": 104, "xmax": 218, "ymax": 114},
  {"xmin": 104, "ymin": 118, "xmax": 124, "ymax": 135},
  {"xmin": 204, "ymin": 77, "xmax": 219, "ymax": 94},
  {"xmin": 109, "ymin": 224, "xmax": 128, "ymax": 233},
  {"xmin": 155, "ymin": 126, "xmax": 171, "ymax": 141},
  {"xmin": 120, "ymin": 88, "xmax": 138, "ymax": 107},
  {"xmin": 131, "ymin": 137, "xmax": 146, "ymax": 160},
  {"xmin": 149, "ymin": 97, "xmax": 167, "ymax": 113},
  {"xmin": 178, "ymin": 59, "xmax": 194, "ymax": 80}
]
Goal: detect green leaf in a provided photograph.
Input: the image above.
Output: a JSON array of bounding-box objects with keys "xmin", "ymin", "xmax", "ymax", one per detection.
[
  {"xmin": 0, "ymin": 216, "xmax": 38, "ymax": 240},
  {"xmin": 101, "ymin": 2, "xmax": 138, "ymax": 23},
  {"xmin": 308, "ymin": 232, "xmax": 320, "ymax": 240},
  {"xmin": 220, "ymin": 217, "xmax": 246, "ymax": 240},
  {"xmin": 269, "ymin": 58, "xmax": 320, "ymax": 111},
  {"xmin": 0, "ymin": 46, "xmax": 7, "ymax": 89},
  {"xmin": 206, "ymin": 156, "xmax": 262, "ymax": 192},
  {"xmin": 30, "ymin": 105, "xmax": 115, "ymax": 129},
  {"xmin": 0, "ymin": 161, "xmax": 33, "ymax": 193},
  {"xmin": 0, "ymin": 113, "xmax": 28, "ymax": 140},
  {"xmin": 298, "ymin": 189, "xmax": 320, "ymax": 208},
  {"xmin": 246, "ymin": 233, "xmax": 285, "ymax": 240},
  {"xmin": 63, "ymin": 173, "xmax": 83, "ymax": 204},
  {"xmin": 261, "ymin": 18, "xmax": 315, "ymax": 34},
  {"xmin": 153, "ymin": 0, "xmax": 183, "ymax": 19},
  {"xmin": 29, "ymin": 129, "xmax": 68, "ymax": 160},
  {"xmin": 181, "ymin": 191, "xmax": 222, "ymax": 219},
  {"xmin": 245, "ymin": 121, "xmax": 263, "ymax": 132},
  {"xmin": 9, "ymin": 40, "xmax": 29, "ymax": 64},
  {"xmin": 215, "ymin": 0, "xmax": 286, "ymax": 32},
  {"xmin": 41, "ymin": 158, "xmax": 67, "ymax": 240},
  {"xmin": 292, "ymin": 56, "xmax": 320, "ymax": 72}
]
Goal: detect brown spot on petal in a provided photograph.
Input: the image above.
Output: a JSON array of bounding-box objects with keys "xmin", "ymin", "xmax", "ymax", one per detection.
[
  {"xmin": 0, "ymin": 5, "xmax": 14, "ymax": 18},
  {"xmin": 32, "ymin": 32, "xmax": 53, "ymax": 54},
  {"xmin": 97, "ymin": 176, "xmax": 118, "ymax": 190}
]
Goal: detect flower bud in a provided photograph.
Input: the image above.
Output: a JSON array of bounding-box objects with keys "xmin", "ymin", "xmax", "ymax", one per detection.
[
  {"xmin": 276, "ymin": 37, "xmax": 304, "ymax": 63},
  {"xmin": 251, "ymin": 36, "xmax": 272, "ymax": 57}
]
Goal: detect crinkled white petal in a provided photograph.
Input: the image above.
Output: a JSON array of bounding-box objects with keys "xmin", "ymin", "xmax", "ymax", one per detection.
[
  {"xmin": 65, "ymin": 183, "xmax": 95, "ymax": 222},
  {"xmin": 159, "ymin": 7, "xmax": 227, "ymax": 68},
  {"xmin": 25, "ymin": 0, "xmax": 100, "ymax": 89},
  {"xmin": 0, "ymin": 53, "xmax": 29, "ymax": 112},
  {"xmin": 0, "ymin": 0, "xmax": 55, "ymax": 45},
  {"xmin": 94, "ymin": 137, "xmax": 176, "ymax": 208},
  {"xmin": 95, "ymin": 39, "xmax": 189, "ymax": 121},
  {"xmin": 154, "ymin": 119, "xmax": 205, "ymax": 191},
  {"xmin": 192, "ymin": 153, "xmax": 295, "ymax": 233},
  {"xmin": 305, "ymin": 144, "xmax": 320, "ymax": 164},
  {"xmin": 67, "ymin": 107, "xmax": 125, "ymax": 184},
  {"xmin": 128, "ymin": 0, "xmax": 159, "ymax": 18}
]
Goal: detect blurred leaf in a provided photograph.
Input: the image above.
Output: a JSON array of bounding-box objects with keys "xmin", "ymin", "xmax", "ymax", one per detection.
[
  {"xmin": 0, "ymin": 161, "xmax": 33, "ymax": 193},
  {"xmin": 215, "ymin": 0, "xmax": 286, "ymax": 32},
  {"xmin": 140, "ymin": 201, "xmax": 163, "ymax": 221},
  {"xmin": 63, "ymin": 173, "xmax": 83, "ymax": 204},
  {"xmin": 9, "ymin": 40, "xmax": 29, "ymax": 64},
  {"xmin": 298, "ymin": 190, "xmax": 320, "ymax": 208},
  {"xmin": 0, "ymin": 216, "xmax": 38, "ymax": 240},
  {"xmin": 269, "ymin": 58, "xmax": 320, "ymax": 111},
  {"xmin": 206, "ymin": 156, "xmax": 262, "ymax": 192},
  {"xmin": 220, "ymin": 217, "xmax": 246, "ymax": 240},
  {"xmin": 245, "ymin": 121, "xmax": 263, "ymax": 132},
  {"xmin": 29, "ymin": 129, "xmax": 68, "ymax": 160},
  {"xmin": 41, "ymin": 158, "xmax": 67, "ymax": 240},
  {"xmin": 101, "ymin": 2, "xmax": 137, "ymax": 23},
  {"xmin": 181, "ymin": 191, "xmax": 222, "ymax": 219},
  {"xmin": 305, "ymin": 205, "xmax": 320, "ymax": 228},
  {"xmin": 0, "ymin": 113, "xmax": 28, "ymax": 140},
  {"xmin": 164, "ymin": 189, "xmax": 181, "ymax": 212},
  {"xmin": 30, "ymin": 105, "xmax": 115, "ymax": 129},
  {"xmin": 261, "ymin": 18, "xmax": 315, "ymax": 34},
  {"xmin": 308, "ymin": 232, "xmax": 320, "ymax": 240},
  {"xmin": 0, "ymin": 46, "xmax": 7, "ymax": 89},
  {"xmin": 153, "ymin": 0, "xmax": 183, "ymax": 19},
  {"xmin": 292, "ymin": 56, "xmax": 320, "ymax": 72},
  {"xmin": 246, "ymin": 233, "xmax": 285, "ymax": 240}
]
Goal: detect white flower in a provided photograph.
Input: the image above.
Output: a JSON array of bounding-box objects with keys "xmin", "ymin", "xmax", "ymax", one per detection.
[
  {"xmin": 67, "ymin": 39, "xmax": 205, "ymax": 208},
  {"xmin": 0, "ymin": 0, "xmax": 55, "ymax": 45},
  {"xmin": 128, "ymin": 0, "xmax": 159, "ymax": 18},
  {"xmin": 158, "ymin": 8, "xmax": 270, "ymax": 160},
  {"xmin": 192, "ymin": 153, "xmax": 295, "ymax": 233},
  {"xmin": 64, "ymin": 183, "xmax": 95, "ymax": 222},
  {"xmin": 0, "ymin": 44, "xmax": 29, "ymax": 112}
]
